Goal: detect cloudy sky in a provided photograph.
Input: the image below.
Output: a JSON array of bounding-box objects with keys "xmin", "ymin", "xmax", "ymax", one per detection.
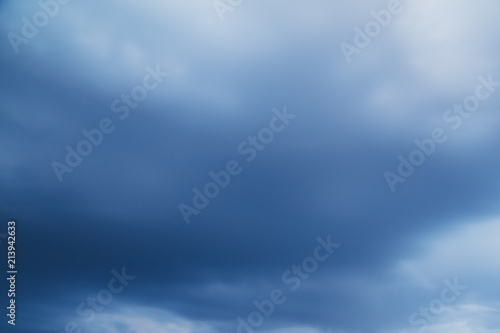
[{"xmin": 1, "ymin": 0, "xmax": 500, "ymax": 332}]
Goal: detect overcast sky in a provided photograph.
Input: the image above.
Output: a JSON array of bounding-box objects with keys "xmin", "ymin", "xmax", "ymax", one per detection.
[{"xmin": 1, "ymin": 0, "xmax": 500, "ymax": 332}]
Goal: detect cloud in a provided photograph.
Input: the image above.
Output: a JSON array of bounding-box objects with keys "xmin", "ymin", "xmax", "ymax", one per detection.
[
  {"xmin": 395, "ymin": 218, "xmax": 500, "ymax": 286},
  {"xmin": 1, "ymin": 0, "xmax": 500, "ymax": 332}
]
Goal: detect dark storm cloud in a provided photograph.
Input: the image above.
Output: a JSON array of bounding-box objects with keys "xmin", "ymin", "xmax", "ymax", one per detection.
[{"xmin": 1, "ymin": 0, "xmax": 500, "ymax": 332}]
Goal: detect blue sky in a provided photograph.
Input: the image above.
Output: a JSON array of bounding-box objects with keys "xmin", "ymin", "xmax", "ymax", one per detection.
[{"xmin": 1, "ymin": 0, "xmax": 500, "ymax": 332}]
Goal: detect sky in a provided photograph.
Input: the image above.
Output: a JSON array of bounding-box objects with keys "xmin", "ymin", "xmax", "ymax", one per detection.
[{"xmin": 1, "ymin": 0, "xmax": 500, "ymax": 332}]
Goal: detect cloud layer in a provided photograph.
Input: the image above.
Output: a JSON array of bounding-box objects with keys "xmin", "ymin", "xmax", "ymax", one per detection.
[{"xmin": 1, "ymin": 0, "xmax": 500, "ymax": 332}]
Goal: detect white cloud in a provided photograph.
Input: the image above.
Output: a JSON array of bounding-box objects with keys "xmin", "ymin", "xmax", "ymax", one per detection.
[
  {"xmin": 385, "ymin": 303, "xmax": 500, "ymax": 333},
  {"xmin": 89, "ymin": 305, "xmax": 217, "ymax": 333},
  {"xmin": 395, "ymin": 217, "xmax": 500, "ymax": 286},
  {"xmin": 386, "ymin": 217, "xmax": 500, "ymax": 333},
  {"xmin": 394, "ymin": 0, "xmax": 498, "ymax": 95}
]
